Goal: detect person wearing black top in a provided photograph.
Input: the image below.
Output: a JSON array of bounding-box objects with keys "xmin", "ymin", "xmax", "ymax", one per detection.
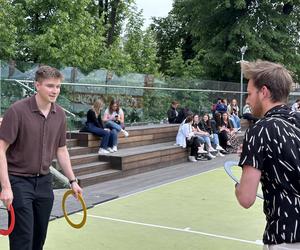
[
  {"xmin": 236, "ymin": 60, "xmax": 300, "ymax": 249},
  {"xmin": 167, "ymin": 101, "xmax": 184, "ymax": 124},
  {"xmin": 83, "ymin": 99, "xmax": 115, "ymax": 154}
]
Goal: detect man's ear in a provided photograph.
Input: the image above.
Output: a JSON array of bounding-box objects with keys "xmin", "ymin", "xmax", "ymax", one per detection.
[{"xmin": 261, "ymin": 85, "xmax": 271, "ymax": 98}]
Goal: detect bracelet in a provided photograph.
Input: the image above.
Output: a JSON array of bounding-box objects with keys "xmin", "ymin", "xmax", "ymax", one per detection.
[{"xmin": 69, "ymin": 178, "xmax": 78, "ymax": 185}]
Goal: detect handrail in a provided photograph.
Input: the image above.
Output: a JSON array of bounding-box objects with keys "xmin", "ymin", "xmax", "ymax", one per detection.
[
  {"xmin": 5, "ymin": 78, "xmax": 246, "ymax": 94},
  {"xmin": 6, "ymin": 79, "xmax": 76, "ymax": 117}
]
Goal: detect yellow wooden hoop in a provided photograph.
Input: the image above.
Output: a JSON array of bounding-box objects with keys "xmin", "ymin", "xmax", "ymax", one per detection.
[{"xmin": 62, "ymin": 190, "xmax": 87, "ymax": 229}]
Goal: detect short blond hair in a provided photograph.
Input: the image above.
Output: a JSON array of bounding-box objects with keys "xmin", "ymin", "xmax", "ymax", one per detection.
[
  {"xmin": 241, "ymin": 60, "xmax": 294, "ymax": 103},
  {"xmin": 92, "ymin": 99, "xmax": 104, "ymax": 115}
]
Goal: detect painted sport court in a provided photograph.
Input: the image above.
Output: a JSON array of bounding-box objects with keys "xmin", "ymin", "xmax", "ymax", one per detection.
[{"xmin": 0, "ymin": 167, "xmax": 265, "ymax": 250}]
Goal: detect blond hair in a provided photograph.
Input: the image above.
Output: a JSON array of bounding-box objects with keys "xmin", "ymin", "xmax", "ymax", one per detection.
[
  {"xmin": 92, "ymin": 99, "xmax": 104, "ymax": 115},
  {"xmin": 241, "ymin": 60, "xmax": 294, "ymax": 103}
]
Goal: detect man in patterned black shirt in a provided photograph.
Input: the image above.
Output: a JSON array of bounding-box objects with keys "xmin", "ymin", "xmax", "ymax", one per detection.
[{"xmin": 235, "ymin": 60, "xmax": 300, "ymax": 250}]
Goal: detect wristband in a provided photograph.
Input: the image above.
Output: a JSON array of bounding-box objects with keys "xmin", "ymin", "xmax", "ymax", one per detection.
[{"xmin": 69, "ymin": 178, "xmax": 78, "ymax": 185}]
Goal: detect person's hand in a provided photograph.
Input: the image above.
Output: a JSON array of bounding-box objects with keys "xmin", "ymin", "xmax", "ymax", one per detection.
[
  {"xmin": 70, "ymin": 182, "xmax": 83, "ymax": 200},
  {"xmin": 0, "ymin": 187, "xmax": 13, "ymax": 209}
]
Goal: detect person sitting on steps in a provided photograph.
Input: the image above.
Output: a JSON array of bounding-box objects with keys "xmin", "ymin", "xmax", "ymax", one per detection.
[
  {"xmin": 103, "ymin": 99, "xmax": 129, "ymax": 152},
  {"xmin": 175, "ymin": 115, "xmax": 207, "ymax": 162},
  {"xmin": 81, "ymin": 99, "xmax": 116, "ymax": 154}
]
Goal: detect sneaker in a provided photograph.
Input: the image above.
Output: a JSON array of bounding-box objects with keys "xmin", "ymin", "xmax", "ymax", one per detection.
[
  {"xmin": 216, "ymin": 144, "xmax": 225, "ymax": 151},
  {"xmin": 98, "ymin": 148, "xmax": 110, "ymax": 154},
  {"xmin": 112, "ymin": 146, "xmax": 118, "ymax": 152},
  {"xmin": 122, "ymin": 130, "xmax": 129, "ymax": 137},
  {"xmin": 207, "ymin": 152, "xmax": 216, "ymax": 159},
  {"xmin": 188, "ymin": 156, "xmax": 197, "ymax": 162},
  {"xmin": 217, "ymin": 151, "xmax": 225, "ymax": 157},
  {"xmin": 209, "ymin": 146, "xmax": 217, "ymax": 152},
  {"xmin": 107, "ymin": 147, "xmax": 114, "ymax": 153},
  {"xmin": 198, "ymin": 148, "xmax": 208, "ymax": 154}
]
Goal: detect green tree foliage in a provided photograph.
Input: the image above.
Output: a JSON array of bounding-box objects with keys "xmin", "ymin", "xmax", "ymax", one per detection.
[
  {"xmin": 158, "ymin": 0, "xmax": 300, "ymax": 81},
  {"xmin": 0, "ymin": 0, "xmax": 18, "ymax": 59},
  {"xmin": 123, "ymin": 5, "xmax": 159, "ymax": 74}
]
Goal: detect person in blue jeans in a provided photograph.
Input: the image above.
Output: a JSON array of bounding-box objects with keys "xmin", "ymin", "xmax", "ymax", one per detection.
[
  {"xmin": 83, "ymin": 99, "xmax": 116, "ymax": 154},
  {"xmin": 103, "ymin": 99, "xmax": 129, "ymax": 152}
]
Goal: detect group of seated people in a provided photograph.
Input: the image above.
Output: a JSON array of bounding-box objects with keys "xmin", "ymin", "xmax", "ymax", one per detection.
[
  {"xmin": 168, "ymin": 99, "xmax": 245, "ymax": 162},
  {"xmin": 175, "ymin": 112, "xmax": 240, "ymax": 162},
  {"xmin": 81, "ymin": 98, "xmax": 129, "ymax": 154}
]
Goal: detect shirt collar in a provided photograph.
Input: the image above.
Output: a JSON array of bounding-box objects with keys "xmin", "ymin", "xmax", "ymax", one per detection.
[{"xmin": 29, "ymin": 94, "xmax": 57, "ymax": 113}]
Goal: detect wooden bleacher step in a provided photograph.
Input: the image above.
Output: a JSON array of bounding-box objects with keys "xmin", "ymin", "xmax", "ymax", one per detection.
[
  {"xmin": 72, "ymin": 161, "xmax": 111, "ymax": 176},
  {"xmin": 78, "ymin": 169, "xmax": 122, "ymax": 187}
]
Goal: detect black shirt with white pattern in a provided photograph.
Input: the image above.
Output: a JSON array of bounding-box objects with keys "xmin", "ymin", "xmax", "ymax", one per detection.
[{"xmin": 239, "ymin": 105, "xmax": 300, "ymax": 245}]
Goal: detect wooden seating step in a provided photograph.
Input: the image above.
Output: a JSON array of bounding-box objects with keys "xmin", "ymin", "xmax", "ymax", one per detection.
[
  {"xmin": 72, "ymin": 161, "xmax": 111, "ymax": 176},
  {"xmin": 52, "ymin": 153, "xmax": 100, "ymax": 169},
  {"xmin": 78, "ymin": 169, "xmax": 122, "ymax": 187},
  {"xmin": 69, "ymin": 124, "xmax": 179, "ymax": 149},
  {"xmin": 67, "ymin": 146, "xmax": 98, "ymax": 156},
  {"xmin": 66, "ymin": 138, "xmax": 78, "ymax": 148},
  {"xmin": 99, "ymin": 142, "xmax": 188, "ymax": 171}
]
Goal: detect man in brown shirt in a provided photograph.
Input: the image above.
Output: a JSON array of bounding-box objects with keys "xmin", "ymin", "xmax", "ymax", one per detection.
[{"xmin": 0, "ymin": 66, "xmax": 82, "ymax": 250}]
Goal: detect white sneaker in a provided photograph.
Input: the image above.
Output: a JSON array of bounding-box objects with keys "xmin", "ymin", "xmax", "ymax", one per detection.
[
  {"xmin": 209, "ymin": 146, "xmax": 217, "ymax": 152},
  {"xmin": 122, "ymin": 130, "xmax": 129, "ymax": 137},
  {"xmin": 107, "ymin": 147, "xmax": 114, "ymax": 153},
  {"xmin": 188, "ymin": 156, "xmax": 197, "ymax": 162},
  {"xmin": 216, "ymin": 145, "xmax": 225, "ymax": 151},
  {"xmin": 207, "ymin": 152, "xmax": 216, "ymax": 159},
  {"xmin": 98, "ymin": 148, "xmax": 110, "ymax": 154},
  {"xmin": 198, "ymin": 148, "xmax": 207, "ymax": 154},
  {"xmin": 112, "ymin": 146, "xmax": 118, "ymax": 152},
  {"xmin": 217, "ymin": 151, "xmax": 225, "ymax": 157}
]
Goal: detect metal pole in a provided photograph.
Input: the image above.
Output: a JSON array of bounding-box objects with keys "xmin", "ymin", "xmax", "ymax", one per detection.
[
  {"xmin": 239, "ymin": 45, "xmax": 247, "ymax": 114},
  {"xmin": 240, "ymin": 52, "xmax": 244, "ymax": 113}
]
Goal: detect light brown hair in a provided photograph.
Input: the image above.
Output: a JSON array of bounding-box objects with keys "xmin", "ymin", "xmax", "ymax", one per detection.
[
  {"xmin": 241, "ymin": 60, "xmax": 294, "ymax": 103},
  {"xmin": 35, "ymin": 65, "xmax": 64, "ymax": 82}
]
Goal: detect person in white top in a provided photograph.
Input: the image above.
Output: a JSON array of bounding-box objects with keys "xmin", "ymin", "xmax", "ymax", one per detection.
[
  {"xmin": 291, "ymin": 99, "xmax": 300, "ymax": 112},
  {"xmin": 103, "ymin": 99, "xmax": 129, "ymax": 152},
  {"xmin": 175, "ymin": 115, "xmax": 207, "ymax": 162}
]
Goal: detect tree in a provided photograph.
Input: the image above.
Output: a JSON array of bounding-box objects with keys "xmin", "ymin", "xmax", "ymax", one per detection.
[
  {"xmin": 123, "ymin": 5, "xmax": 159, "ymax": 74},
  {"xmin": 165, "ymin": 0, "xmax": 300, "ymax": 81},
  {"xmin": 0, "ymin": 0, "xmax": 18, "ymax": 60}
]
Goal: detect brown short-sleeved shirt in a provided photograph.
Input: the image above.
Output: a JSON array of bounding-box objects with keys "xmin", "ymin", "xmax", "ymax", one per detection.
[{"xmin": 0, "ymin": 95, "xmax": 67, "ymax": 176}]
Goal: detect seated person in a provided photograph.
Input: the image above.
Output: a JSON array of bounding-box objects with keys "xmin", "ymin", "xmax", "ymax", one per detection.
[
  {"xmin": 103, "ymin": 99, "xmax": 129, "ymax": 152},
  {"xmin": 175, "ymin": 115, "xmax": 207, "ymax": 162},
  {"xmin": 215, "ymin": 98, "xmax": 228, "ymax": 114},
  {"xmin": 227, "ymin": 98, "xmax": 241, "ymax": 131},
  {"xmin": 167, "ymin": 101, "xmax": 184, "ymax": 124},
  {"xmin": 242, "ymin": 103, "xmax": 258, "ymax": 125},
  {"xmin": 217, "ymin": 112, "xmax": 239, "ymax": 153},
  {"xmin": 291, "ymin": 99, "xmax": 300, "ymax": 112},
  {"xmin": 199, "ymin": 114, "xmax": 225, "ymax": 157},
  {"xmin": 82, "ymin": 99, "xmax": 116, "ymax": 154},
  {"xmin": 192, "ymin": 114, "xmax": 217, "ymax": 159}
]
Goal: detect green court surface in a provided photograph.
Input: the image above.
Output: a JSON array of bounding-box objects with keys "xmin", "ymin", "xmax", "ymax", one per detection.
[{"xmin": 0, "ymin": 168, "xmax": 265, "ymax": 250}]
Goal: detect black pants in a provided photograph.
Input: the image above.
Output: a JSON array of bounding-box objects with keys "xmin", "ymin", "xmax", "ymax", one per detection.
[
  {"xmin": 187, "ymin": 137, "xmax": 202, "ymax": 157},
  {"xmin": 9, "ymin": 174, "xmax": 54, "ymax": 250}
]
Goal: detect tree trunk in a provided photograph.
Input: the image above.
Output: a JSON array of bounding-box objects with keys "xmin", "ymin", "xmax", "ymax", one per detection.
[{"xmin": 106, "ymin": 0, "xmax": 120, "ymax": 46}]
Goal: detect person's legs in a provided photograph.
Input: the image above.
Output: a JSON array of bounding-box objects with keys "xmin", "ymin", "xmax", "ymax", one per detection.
[
  {"xmin": 9, "ymin": 175, "xmax": 35, "ymax": 250},
  {"xmin": 110, "ymin": 128, "xmax": 119, "ymax": 149},
  {"xmin": 233, "ymin": 115, "xmax": 241, "ymax": 129},
  {"xmin": 230, "ymin": 116, "xmax": 238, "ymax": 128},
  {"xmin": 86, "ymin": 123, "xmax": 110, "ymax": 149},
  {"xmin": 32, "ymin": 174, "xmax": 54, "ymax": 250},
  {"xmin": 105, "ymin": 120, "xmax": 122, "ymax": 132}
]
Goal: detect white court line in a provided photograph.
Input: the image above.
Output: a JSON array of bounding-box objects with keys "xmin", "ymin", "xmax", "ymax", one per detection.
[
  {"xmin": 95, "ymin": 167, "xmax": 222, "ymax": 207},
  {"xmin": 84, "ymin": 213, "xmax": 263, "ymax": 246}
]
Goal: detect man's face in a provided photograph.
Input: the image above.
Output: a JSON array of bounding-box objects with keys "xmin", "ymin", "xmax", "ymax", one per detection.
[
  {"xmin": 246, "ymin": 79, "xmax": 264, "ymax": 117},
  {"xmin": 35, "ymin": 78, "xmax": 61, "ymax": 103}
]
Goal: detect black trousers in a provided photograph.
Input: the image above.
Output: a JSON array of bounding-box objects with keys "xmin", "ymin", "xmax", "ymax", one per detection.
[{"xmin": 9, "ymin": 174, "xmax": 54, "ymax": 250}]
